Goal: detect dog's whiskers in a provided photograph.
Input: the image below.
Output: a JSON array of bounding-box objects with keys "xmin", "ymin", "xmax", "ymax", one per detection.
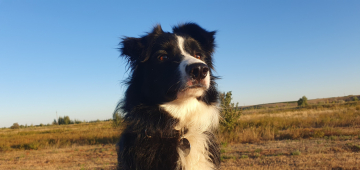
[{"xmin": 166, "ymin": 81, "xmax": 181, "ymax": 95}]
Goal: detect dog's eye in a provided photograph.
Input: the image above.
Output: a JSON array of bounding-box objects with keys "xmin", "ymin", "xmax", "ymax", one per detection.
[
  {"xmin": 158, "ymin": 55, "xmax": 168, "ymax": 61},
  {"xmin": 194, "ymin": 54, "xmax": 201, "ymax": 59}
]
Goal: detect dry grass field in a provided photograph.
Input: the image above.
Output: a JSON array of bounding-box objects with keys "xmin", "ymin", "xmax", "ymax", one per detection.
[
  {"xmin": 1, "ymin": 99, "xmax": 360, "ymax": 169},
  {"xmin": 1, "ymin": 138, "xmax": 360, "ymax": 169}
]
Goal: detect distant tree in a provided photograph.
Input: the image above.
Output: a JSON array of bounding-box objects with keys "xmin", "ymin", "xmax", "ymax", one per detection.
[
  {"xmin": 10, "ymin": 123, "xmax": 20, "ymax": 129},
  {"xmin": 74, "ymin": 119, "xmax": 82, "ymax": 124},
  {"xmin": 52, "ymin": 119, "xmax": 58, "ymax": 125},
  {"xmin": 353, "ymin": 96, "xmax": 359, "ymax": 101},
  {"xmin": 58, "ymin": 116, "xmax": 71, "ymax": 125},
  {"xmin": 220, "ymin": 91, "xmax": 241, "ymax": 132},
  {"xmin": 64, "ymin": 116, "xmax": 71, "ymax": 124},
  {"xmin": 58, "ymin": 116, "xmax": 65, "ymax": 125},
  {"xmin": 297, "ymin": 96, "xmax": 308, "ymax": 107}
]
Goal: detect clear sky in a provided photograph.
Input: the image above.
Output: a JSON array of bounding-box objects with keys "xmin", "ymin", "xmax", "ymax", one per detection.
[{"xmin": 1, "ymin": 0, "xmax": 359, "ymax": 128}]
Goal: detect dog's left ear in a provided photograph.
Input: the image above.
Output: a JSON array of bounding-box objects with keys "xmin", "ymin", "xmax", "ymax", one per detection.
[{"xmin": 173, "ymin": 23, "xmax": 216, "ymax": 55}]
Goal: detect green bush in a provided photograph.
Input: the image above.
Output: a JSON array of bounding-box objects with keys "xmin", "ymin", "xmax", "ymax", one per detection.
[
  {"xmin": 297, "ymin": 96, "xmax": 308, "ymax": 107},
  {"xmin": 112, "ymin": 112, "xmax": 123, "ymax": 128},
  {"xmin": 219, "ymin": 91, "xmax": 241, "ymax": 132},
  {"xmin": 314, "ymin": 130, "xmax": 325, "ymax": 138},
  {"xmin": 291, "ymin": 150, "xmax": 301, "ymax": 156}
]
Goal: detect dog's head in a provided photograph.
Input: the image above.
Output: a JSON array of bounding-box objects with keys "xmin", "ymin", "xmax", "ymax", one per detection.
[{"xmin": 120, "ymin": 23, "xmax": 216, "ymax": 105}]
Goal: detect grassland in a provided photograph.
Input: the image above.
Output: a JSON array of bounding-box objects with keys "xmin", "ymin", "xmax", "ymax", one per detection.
[
  {"xmin": 219, "ymin": 101, "xmax": 360, "ymax": 144},
  {"xmin": 1, "ymin": 99, "xmax": 360, "ymax": 169},
  {"xmin": 0, "ymin": 121, "xmax": 121, "ymax": 152}
]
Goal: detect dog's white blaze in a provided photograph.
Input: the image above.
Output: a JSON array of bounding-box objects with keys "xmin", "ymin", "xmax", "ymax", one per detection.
[
  {"xmin": 177, "ymin": 36, "xmax": 211, "ymax": 91},
  {"xmin": 161, "ymin": 36, "xmax": 218, "ymax": 169},
  {"xmin": 161, "ymin": 98, "xmax": 219, "ymax": 170}
]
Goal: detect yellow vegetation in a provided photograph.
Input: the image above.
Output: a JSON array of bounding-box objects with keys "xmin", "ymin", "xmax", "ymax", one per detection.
[
  {"xmin": 1, "ymin": 102, "xmax": 359, "ymax": 151},
  {"xmin": 0, "ymin": 121, "xmax": 121, "ymax": 151},
  {"xmin": 218, "ymin": 102, "xmax": 360, "ymax": 143}
]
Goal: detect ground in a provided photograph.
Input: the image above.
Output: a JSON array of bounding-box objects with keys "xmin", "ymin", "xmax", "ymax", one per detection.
[
  {"xmin": 1, "ymin": 138, "xmax": 360, "ymax": 170},
  {"xmin": 0, "ymin": 145, "xmax": 117, "ymax": 170},
  {"xmin": 221, "ymin": 138, "xmax": 360, "ymax": 170},
  {"xmin": 1, "ymin": 99, "xmax": 359, "ymax": 169}
]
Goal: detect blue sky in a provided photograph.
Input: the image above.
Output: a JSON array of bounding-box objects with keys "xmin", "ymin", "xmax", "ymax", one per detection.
[{"xmin": 1, "ymin": 0, "xmax": 359, "ymax": 127}]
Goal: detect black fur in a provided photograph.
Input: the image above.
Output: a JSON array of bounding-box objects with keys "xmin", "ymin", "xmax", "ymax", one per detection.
[{"xmin": 116, "ymin": 23, "xmax": 220, "ymax": 170}]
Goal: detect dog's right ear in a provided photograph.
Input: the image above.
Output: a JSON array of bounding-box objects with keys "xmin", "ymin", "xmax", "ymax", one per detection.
[
  {"xmin": 120, "ymin": 37, "xmax": 144, "ymax": 66},
  {"xmin": 120, "ymin": 24, "xmax": 164, "ymax": 65}
]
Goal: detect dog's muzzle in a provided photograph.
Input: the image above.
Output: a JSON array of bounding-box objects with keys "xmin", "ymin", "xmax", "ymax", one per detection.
[{"xmin": 177, "ymin": 61, "xmax": 210, "ymax": 98}]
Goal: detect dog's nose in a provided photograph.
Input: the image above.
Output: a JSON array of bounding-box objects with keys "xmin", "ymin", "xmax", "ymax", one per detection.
[{"xmin": 186, "ymin": 63, "xmax": 209, "ymax": 80}]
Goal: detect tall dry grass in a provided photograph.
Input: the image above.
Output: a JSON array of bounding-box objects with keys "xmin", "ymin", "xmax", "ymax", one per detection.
[
  {"xmin": 0, "ymin": 121, "xmax": 122, "ymax": 151},
  {"xmin": 218, "ymin": 102, "xmax": 360, "ymax": 143},
  {"xmin": 1, "ymin": 102, "xmax": 359, "ymax": 151}
]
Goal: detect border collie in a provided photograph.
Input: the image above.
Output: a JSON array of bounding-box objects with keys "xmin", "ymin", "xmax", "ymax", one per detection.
[{"xmin": 116, "ymin": 23, "xmax": 220, "ymax": 170}]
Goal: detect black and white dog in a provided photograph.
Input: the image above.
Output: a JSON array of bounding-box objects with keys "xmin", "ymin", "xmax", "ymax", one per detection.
[{"xmin": 116, "ymin": 23, "xmax": 220, "ymax": 170}]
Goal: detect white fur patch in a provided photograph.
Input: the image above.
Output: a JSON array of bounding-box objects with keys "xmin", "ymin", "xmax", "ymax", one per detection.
[{"xmin": 160, "ymin": 98, "xmax": 219, "ymax": 170}]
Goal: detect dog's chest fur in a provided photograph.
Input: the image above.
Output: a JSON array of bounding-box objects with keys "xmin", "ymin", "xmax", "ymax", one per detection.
[{"xmin": 161, "ymin": 98, "xmax": 219, "ymax": 170}]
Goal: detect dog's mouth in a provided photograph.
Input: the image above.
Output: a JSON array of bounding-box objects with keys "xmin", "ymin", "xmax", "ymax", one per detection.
[
  {"xmin": 176, "ymin": 81, "xmax": 207, "ymax": 99},
  {"xmin": 180, "ymin": 83, "xmax": 206, "ymax": 92},
  {"xmin": 175, "ymin": 72, "xmax": 210, "ymax": 99}
]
